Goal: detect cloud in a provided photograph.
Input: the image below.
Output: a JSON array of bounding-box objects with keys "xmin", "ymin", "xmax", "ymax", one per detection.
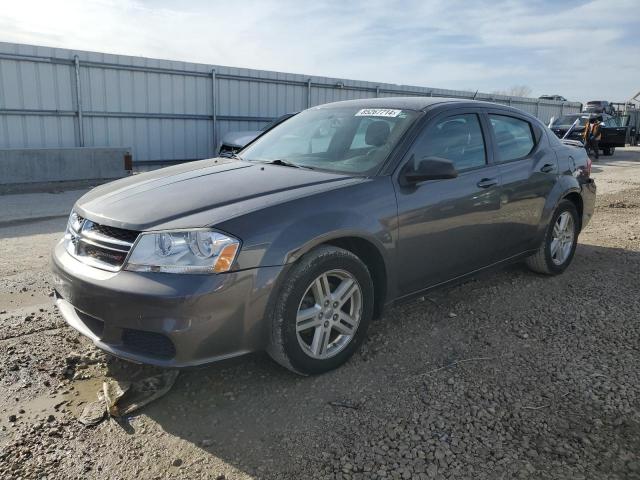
[{"xmin": 0, "ymin": 0, "xmax": 638, "ymax": 102}]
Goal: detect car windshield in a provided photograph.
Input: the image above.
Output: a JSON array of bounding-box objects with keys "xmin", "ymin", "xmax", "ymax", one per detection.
[
  {"xmin": 261, "ymin": 114, "xmax": 292, "ymax": 131},
  {"xmin": 551, "ymin": 115, "xmax": 589, "ymax": 128},
  {"xmin": 240, "ymin": 106, "xmax": 420, "ymax": 174}
]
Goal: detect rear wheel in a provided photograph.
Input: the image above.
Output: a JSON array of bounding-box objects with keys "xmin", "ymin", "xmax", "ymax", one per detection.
[
  {"xmin": 526, "ymin": 200, "xmax": 579, "ymax": 275},
  {"xmin": 603, "ymin": 146, "xmax": 615, "ymax": 156},
  {"xmin": 267, "ymin": 245, "xmax": 374, "ymax": 375}
]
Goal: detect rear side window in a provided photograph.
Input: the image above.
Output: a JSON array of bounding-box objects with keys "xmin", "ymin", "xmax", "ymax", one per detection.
[
  {"xmin": 416, "ymin": 113, "xmax": 487, "ymax": 171},
  {"xmin": 489, "ymin": 114, "xmax": 535, "ymax": 162}
]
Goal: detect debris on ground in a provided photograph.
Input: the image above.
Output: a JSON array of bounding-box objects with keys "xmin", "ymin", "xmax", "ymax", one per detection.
[
  {"xmin": 78, "ymin": 394, "xmax": 106, "ymax": 427},
  {"xmin": 104, "ymin": 370, "xmax": 179, "ymax": 417},
  {"xmin": 328, "ymin": 399, "xmax": 361, "ymax": 410},
  {"xmin": 77, "ymin": 370, "xmax": 179, "ymax": 426}
]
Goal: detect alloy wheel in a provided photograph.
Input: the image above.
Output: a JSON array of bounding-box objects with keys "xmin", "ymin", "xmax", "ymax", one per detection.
[
  {"xmin": 550, "ymin": 212, "xmax": 575, "ymax": 265},
  {"xmin": 295, "ymin": 269, "xmax": 362, "ymax": 359}
]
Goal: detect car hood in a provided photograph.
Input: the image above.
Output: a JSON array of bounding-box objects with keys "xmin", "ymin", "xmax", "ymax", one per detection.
[
  {"xmin": 219, "ymin": 131, "xmax": 261, "ymax": 148},
  {"xmin": 75, "ymin": 158, "xmax": 361, "ymax": 231}
]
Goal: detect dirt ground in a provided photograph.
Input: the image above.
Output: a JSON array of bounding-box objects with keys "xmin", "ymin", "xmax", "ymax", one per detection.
[{"xmin": 1, "ymin": 148, "xmax": 639, "ymax": 480}]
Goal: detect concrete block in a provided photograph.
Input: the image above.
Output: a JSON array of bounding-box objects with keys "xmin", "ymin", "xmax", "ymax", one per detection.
[{"xmin": 0, "ymin": 147, "xmax": 131, "ymax": 185}]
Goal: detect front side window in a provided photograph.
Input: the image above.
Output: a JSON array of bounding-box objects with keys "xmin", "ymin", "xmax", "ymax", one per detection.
[
  {"xmin": 604, "ymin": 117, "xmax": 619, "ymax": 127},
  {"xmin": 240, "ymin": 106, "xmax": 420, "ymax": 174},
  {"xmin": 489, "ymin": 114, "xmax": 535, "ymax": 162},
  {"xmin": 413, "ymin": 113, "xmax": 487, "ymax": 171}
]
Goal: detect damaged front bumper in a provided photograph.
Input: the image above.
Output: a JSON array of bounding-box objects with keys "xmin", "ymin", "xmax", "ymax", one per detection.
[{"xmin": 51, "ymin": 240, "xmax": 284, "ymax": 367}]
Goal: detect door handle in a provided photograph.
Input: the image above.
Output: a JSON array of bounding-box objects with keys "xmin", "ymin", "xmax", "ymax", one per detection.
[
  {"xmin": 540, "ymin": 163, "xmax": 555, "ymax": 173},
  {"xmin": 477, "ymin": 178, "xmax": 498, "ymax": 188}
]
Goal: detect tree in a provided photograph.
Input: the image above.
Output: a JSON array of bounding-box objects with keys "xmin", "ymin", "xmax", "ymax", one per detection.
[{"xmin": 491, "ymin": 85, "xmax": 533, "ymax": 98}]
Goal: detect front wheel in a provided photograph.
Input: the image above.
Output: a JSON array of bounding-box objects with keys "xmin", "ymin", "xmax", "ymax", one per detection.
[
  {"xmin": 266, "ymin": 245, "xmax": 374, "ymax": 375},
  {"xmin": 526, "ymin": 200, "xmax": 579, "ymax": 275},
  {"xmin": 603, "ymin": 146, "xmax": 615, "ymax": 156}
]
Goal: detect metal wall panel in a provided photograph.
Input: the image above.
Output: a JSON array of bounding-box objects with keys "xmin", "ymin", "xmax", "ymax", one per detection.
[{"xmin": 0, "ymin": 41, "xmax": 582, "ymax": 162}]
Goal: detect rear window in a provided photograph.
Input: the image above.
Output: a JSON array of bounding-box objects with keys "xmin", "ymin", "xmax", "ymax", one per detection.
[{"xmin": 489, "ymin": 115, "xmax": 535, "ymax": 162}]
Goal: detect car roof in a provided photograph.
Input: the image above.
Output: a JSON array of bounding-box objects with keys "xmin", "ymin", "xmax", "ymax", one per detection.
[
  {"xmin": 315, "ymin": 96, "xmax": 472, "ymax": 111},
  {"xmin": 315, "ymin": 96, "xmax": 543, "ymax": 120}
]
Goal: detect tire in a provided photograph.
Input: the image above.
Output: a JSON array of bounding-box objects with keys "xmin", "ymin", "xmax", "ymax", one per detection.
[
  {"xmin": 266, "ymin": 245, "xmax": 374, "ymax": 375},
  {"xmin": 603, "ymin": 146, "xmax": 615, "ymax": 156},
  {"xmin": 526, "ymin": 200, "xmax": 579, "ymax": 275}
]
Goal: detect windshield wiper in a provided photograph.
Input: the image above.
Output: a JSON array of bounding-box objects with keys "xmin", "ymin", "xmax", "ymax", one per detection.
[{"xmin": 265, "ymin": 159, "xmax": 314, "ymax": 170}]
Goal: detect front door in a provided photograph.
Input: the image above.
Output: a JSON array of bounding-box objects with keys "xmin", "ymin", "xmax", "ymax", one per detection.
[
  {"xmin": 394, "ymin": 110, "xmax": 503, "ymax": 296},
  {"xmin": 601, "ymin": 116, "xmax": 627, "ymax": 147}
]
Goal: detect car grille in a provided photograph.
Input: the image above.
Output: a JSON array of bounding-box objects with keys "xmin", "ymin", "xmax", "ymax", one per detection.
[{"xmin": 65, "ymin": 214, "xmax": 140, "ymax": 271}]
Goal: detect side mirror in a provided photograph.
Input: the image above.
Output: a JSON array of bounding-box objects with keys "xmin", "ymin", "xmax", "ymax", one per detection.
[{"xmin": 402, "ymin": 156, "xmax": 458, "ymax": 185}]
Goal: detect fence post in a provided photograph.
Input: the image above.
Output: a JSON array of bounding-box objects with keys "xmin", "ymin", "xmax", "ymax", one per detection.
[
  {"xmin": 211, "ymin": 68, "xmax": 217, "ymax": 151},
  {"xmin": 73, "ymin": 55, "xmax": 85, "ymax": 147},
  {"xmin": 560, "ymin": 103, "xmax": 564, "ymax": 116},
  {"xmin": 375, "ymin": 86, "xmax": 380, "ymax": 98},
  {"xmin": 535, "ymin": 101, "xmax": 540, "ymax": 117},
  {"xmin": 307, "ymin": 79, "xmax": 312, "ymax": 108}
]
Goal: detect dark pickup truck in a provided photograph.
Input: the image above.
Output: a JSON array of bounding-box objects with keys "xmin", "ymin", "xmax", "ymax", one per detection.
[{"xmin": 549, "ymin": 113, "xmax": 627, "ymax": 156}]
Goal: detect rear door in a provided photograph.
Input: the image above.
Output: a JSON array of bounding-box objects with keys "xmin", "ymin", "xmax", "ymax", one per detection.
[
  {"xmin": 394, "ymin": 109, "xmax": 504, "ymax": 295},
  {"xmin": 485, "ymin": 110, "xmax": 558, "ymax": 257},
  {"xmin": 601, "ymin": 116, "xmax": 627, "ymax": 147}
]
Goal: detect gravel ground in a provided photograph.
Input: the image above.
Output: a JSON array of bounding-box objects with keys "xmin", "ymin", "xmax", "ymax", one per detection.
[{"xmin": 1, "ymin": 148, "xmax": 639, "ymax": 480}]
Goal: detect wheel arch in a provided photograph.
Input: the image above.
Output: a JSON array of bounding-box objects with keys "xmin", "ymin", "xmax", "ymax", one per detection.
[
  {"xmin": 562, "ymin": 191, "xmax": 584, "ymax": 231},
  {"xmin": 321, "ymin": 236, "xmax": 388, "ymax": 319},
  {"xmin": 535, "ymin": 172, "xmax": 582, "ymax": 242},
  {"xmin": 285, "ymin": 232, "xmax": 390, "ymax": 320}
]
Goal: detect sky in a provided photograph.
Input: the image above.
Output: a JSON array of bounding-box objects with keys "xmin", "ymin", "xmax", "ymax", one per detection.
[{"xmin": 0, "ymin": 0, "xmax": 638, "ymax": 103}]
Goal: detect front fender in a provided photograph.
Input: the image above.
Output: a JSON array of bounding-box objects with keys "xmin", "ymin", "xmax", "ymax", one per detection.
[
  {"xmin": 215, "ymin": 176, "xmax": 398, "ymax": 280},
  {"xmin": 273, "ymin": 213, "xmax": 392, "ymax": 264}
]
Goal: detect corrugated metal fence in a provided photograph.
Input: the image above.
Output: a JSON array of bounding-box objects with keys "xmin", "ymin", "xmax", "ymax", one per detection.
[{"xmin": 0, "ymin": 42, "xmax": 582, "ymax": 164}]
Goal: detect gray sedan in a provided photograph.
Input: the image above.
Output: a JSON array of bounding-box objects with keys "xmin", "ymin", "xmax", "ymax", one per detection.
[{"xmin": 52, "ymin": 97, "xmax": 596, "ymax": 374}]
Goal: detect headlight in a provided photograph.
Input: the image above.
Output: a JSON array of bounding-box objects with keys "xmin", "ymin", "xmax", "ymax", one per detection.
[
  {"xmin": 68, "ymin": 211, "xmax": 83, "ymax": 232},
  {"xmin": 63, "ymin": 211, "xmax": 83, "ymax": 256},
  {"xmin": 125, "ymin": 230, "xmax": 240, "ymax": 274}
]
